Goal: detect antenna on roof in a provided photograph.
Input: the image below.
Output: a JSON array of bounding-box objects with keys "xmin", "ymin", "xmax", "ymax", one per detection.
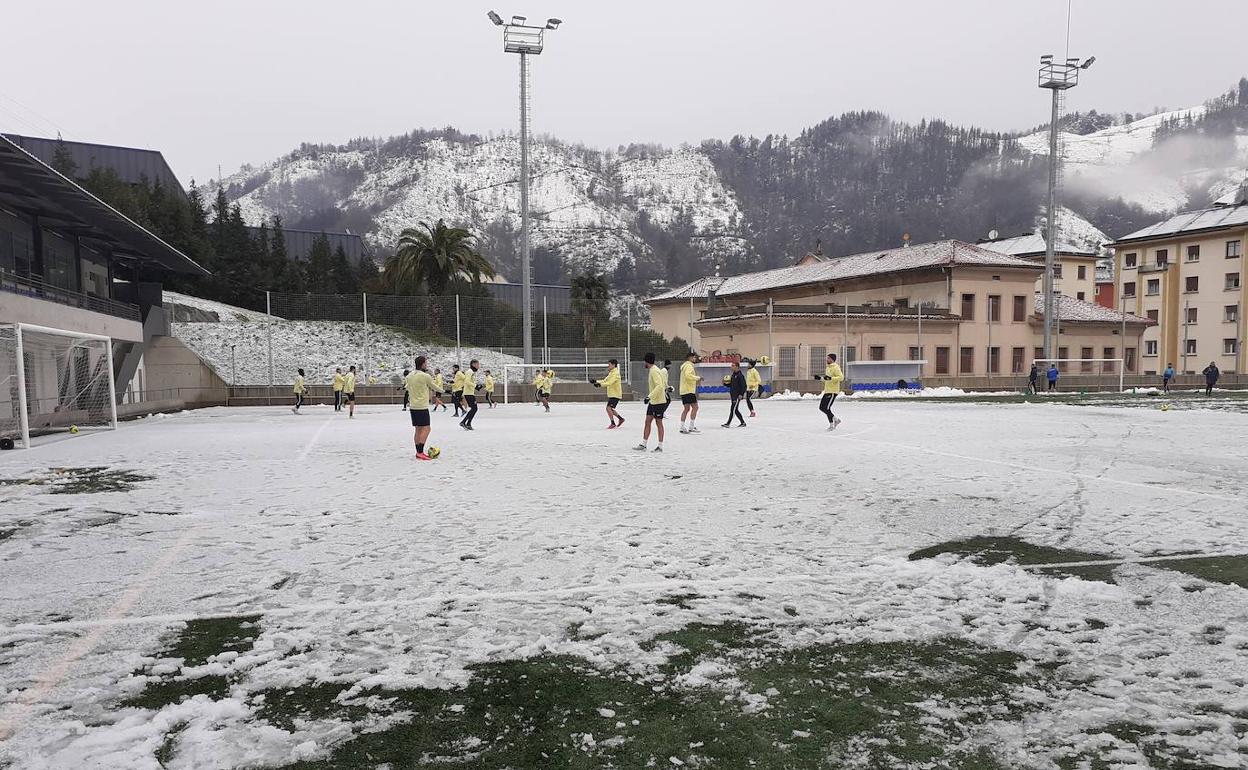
[
  {"xmin": 813, "ymin": 238, "xmax": 823, "ymax": 256},
  {"xmin": 902, "ymin": 232, "xmax": 911, "ymax": 248},
  {"xmin": 987, "ymin": 229, "xmax": 1000, "ymax": 240}
]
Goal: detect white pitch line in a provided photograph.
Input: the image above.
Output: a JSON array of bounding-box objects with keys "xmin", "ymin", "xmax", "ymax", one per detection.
[
  {"xmin": 1017, "ymin": 551, "xmax": 1248, "ymax": 570},
  {"xmin": 296, "ymin": 413, "xmax": 337, "ymax": 462}
]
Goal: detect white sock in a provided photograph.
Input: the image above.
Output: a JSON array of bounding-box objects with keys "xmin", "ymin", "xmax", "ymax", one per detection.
[{"xmin": 680, "ymin": 421, "xmax": 686, "ymax": 430}]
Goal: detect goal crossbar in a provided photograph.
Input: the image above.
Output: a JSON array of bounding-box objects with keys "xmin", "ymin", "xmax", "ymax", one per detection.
[
  {"xmin": 1034, "ymin": 358, "xmax": 1125, "ymax": 392},
  {"xmin": 502, "ymin": 363, "xmax": 614, "ymax": 405}
]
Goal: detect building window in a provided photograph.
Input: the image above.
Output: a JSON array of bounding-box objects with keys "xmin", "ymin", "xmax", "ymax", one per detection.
[
  {"xmin": 809, "ymin": 346, "xmax": 826, "ymax": 378},
  {"xmin": 1227, "ymin": 273, "xmax": 1241, "ymax": 290},
  {"xmin": 1185, "ymin": 339, "xmax": 1198, "ymax": 356},
  {"xmin": 1156, "ymin": 249, "xmax": 1169, "ymax": 266},
  {"xmin": 777, "ymin": 346, "xmax": 796, "ymax": 378},
  {"xmin": 1012, "ymin": 295, "xmax": 1027, "ymax": 322},
  {"xmin": 1147, "ymin": 309, "xmax": 1159, "ymax": 321},
  {"xmin": 1147, "ymin": 279, "xmax": 1160, "ymax": 296},
  {"xmin": 1078, "ymin": 265, "xmax": 1087, "ymax": 280},
  {"xmin": 1011, "ymin": 347, "xmax": 1025, "ymax": 373},
  {"xmin": 1228, "ymin": 240, "xmax": 1242, "ymax": 258},
  {"xmin": 960, "ymin": 293, "xmax": 975, "ymax": 320},
  {"xmin": 908, "ymin": 346, "xmax": 922, "ymax": 362},
  {"xmin": 1052, "ymin": 263, "xmax": 1064, "ymax": 278},
  {"xmin": 1144, "ymin": 340, "xmax": 1158, "ymax": 357},
  {"xmin": 869, "ymin": 345, "xmax": 886, "ymax": 361},
  {"xmin": 987, "ymin": 346, "xmax": 1001, "ymax": 374},
  {"xmin": 1186, "ymin": 307, "xmax": 1198, "ymax": 324},
  {"xmin": 1226, "ymin": 305, "xmax": 1240, "ymax": 323},
  {"xmin": 1124, "ymin": 252, "xmax": 1138, "ymax": 269},
  {"xmin": 1225, "ymin": 339, "xmax": 1239, "ymax": 355},
  {"xmin": 1058, "ymin": 347, "xmax": 1069, "ymax": 372},
  {"xmin": 959, "ymin": 346, "xmax": 974, "ymax": 374},
  {"xmin": 1187, "ymin": 244, "xmax": 1200, "ymax": 262},
  {"xmin": 1103, "ymin": 348, "xmax": 1116, "ymax": 372},
  {"xmin": 987, "ymin": 294, "xmax": 1001, "ymax": 322},
  {"xmin": 845, "ymin": 346, "xmax": 857, "ymax": 363},
  {"xmin": 1034, "ymin": 347, "xmax": 1043, "ymax": 365},
  {"xmin": 43, "ymin": 243, "xmax": 76, "ymax": 292},
  {"xmin": 894, "ymin": 297, "xmax": 910, "ymax": 309},
  {"xmin": 935, "ymin": 347, "xmax": 950, "ymax": 375},
  {"xmin": 1076, "ymin": 291, "xmax": 1086, "ymax": 301},
  {"xmin": 1123, "ymin": 281, "xmax": 1136, "ymax": 297},
  {"xmin": 1185, "ymin": 276, "xmax": 1199, "ymax": 292},
  {"xmin": 1081, "ymin": 347, "xmax": 1093, "ymax": 372},
  {"xmin": 1125, "ymin": 347, "xmax": 1136, "ymax": 372}
]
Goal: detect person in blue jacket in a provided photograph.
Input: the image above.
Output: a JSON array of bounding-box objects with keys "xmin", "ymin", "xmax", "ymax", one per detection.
[
  {"xmin": 1046, "ymin": 363, "xmax": 1060, "ymax": 392},
  {"xmin": 1162, "ymin": 363, "xmax": 1175, "ymax": 393}
]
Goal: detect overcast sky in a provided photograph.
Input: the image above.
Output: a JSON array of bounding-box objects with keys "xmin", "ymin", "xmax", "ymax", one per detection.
[{"xmin": 4, "ymin": 1, "xmax": 1246, "ymax": 186}]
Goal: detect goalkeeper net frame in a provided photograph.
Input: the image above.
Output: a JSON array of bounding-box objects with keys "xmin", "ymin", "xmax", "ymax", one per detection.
[
  {"xmin": 0, "ymin": 323, "xmax": 118, "ymax": 449},
  {"xmin": 501, "ymin": 363, "xmax": 608, "ymax": 404},
  {"xmin": 1032, "ymin": 358, "xmax": 1125, "ymax": 392}
]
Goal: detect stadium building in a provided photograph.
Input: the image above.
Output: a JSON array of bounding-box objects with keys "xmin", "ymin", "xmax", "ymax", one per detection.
[
  {"xmin": 646, "ymin": 239, "xmax": 1152, "ymax": 388},
  {"xmin": 0, "ymin": 134, "xmax": 213, "ymax": 443},
  {"xmin": 1110, "ymin": 190, "xmax": 1248, "ymax": 375}
]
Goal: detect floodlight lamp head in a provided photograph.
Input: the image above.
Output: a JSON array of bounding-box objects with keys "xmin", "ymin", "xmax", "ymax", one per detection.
[
  {"xmin": 545, "ymin": 17, "xmax": 562, "ymax": 29},
  {"xmin": 487, "ymin": 10, "xmax": 504, "ymax": 25},
  {"xmin": 511, "ymin": 15, "xmax": 526, "ymax": 24},
  {"xmin": 1081, "ymin": 56, "xmax": 1096, "ymax": 69},
  {"xmin": 1040, "ymin": 54, "xmax": 1053, "ymax": 62}
]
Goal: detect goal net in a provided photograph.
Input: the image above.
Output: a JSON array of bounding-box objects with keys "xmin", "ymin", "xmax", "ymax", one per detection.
[
  {"xmin": 0, "ymin": 324, "xmax": 117, "ymax": 449},
  {"xmin": 501, "ymin": 363, "xmax": 610, "ymax": 404},
  {"xmin": 1032, "ymin": 358, "xmax": 1125, "ymax": 392}
]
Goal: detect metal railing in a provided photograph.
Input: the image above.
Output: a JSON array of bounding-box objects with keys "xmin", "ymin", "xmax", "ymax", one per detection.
[{"xmin": 0, "ymin": 271, "xmax": 141, "ymax": 321}]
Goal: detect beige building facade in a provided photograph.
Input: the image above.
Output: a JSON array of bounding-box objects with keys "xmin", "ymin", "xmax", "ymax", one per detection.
[
  {"xmin": 1112, "ymin": 202, "xmax": 1248, "ymax": 374},
  {"xmin": 647, "ymin": 240, "xmax": 1150, "ymax": 381}
]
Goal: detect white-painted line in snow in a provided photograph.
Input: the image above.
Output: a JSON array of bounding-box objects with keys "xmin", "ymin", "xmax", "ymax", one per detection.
[
  {"xmin": 296, "ymin": 413, "xmax": 337, "ymax": 462},
  {"xmin": 1017, "ymin": 551, "xmax": 1248, "ymax": 570},
  {"xmin": 0, "ymin": 526, "xmax": 199, "ymax": 741},
  {"xmin": 838, "ymin": 434, "xmax": 1245, "ymax": 504}
]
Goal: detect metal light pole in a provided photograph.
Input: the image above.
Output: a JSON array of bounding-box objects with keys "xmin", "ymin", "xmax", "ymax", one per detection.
[
  {"xmin": 1038, "ymin": 54, "xmax": 1094, "ymax": 361},
  {"xmin": 489, "ymin": 11, "xmax": 561, "ymax": 365}
]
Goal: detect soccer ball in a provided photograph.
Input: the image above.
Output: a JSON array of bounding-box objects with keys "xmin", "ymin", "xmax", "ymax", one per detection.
[
  {"xmin": 426, "ymin": 446, "xmax": 441, "ymax": 459},
  {"xmin": 368, "ymin": 376, "xmax": 378, "ymax": 384},
  {"xmin": 1160, "ymin": 403, "xmax": 1171, "ymax": 412},
  {"xmin": 722, "ymin": 375, "xmax": 732, "ymax": 386},
  {"xmin": 69, "ymin": 425, "xmax": 79, "ymax": 434}
]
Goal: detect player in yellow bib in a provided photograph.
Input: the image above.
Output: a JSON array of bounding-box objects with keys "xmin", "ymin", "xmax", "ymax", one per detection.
[
  {"xmin": 678, "ymin": 351, "xmax": 702, "ymax": 433},
  {"xmin": 591, "ymin": 358, "xmax": 625, "ymax": 429},
  {"xmin": 817, "ymin": 353, "xmax": 844, "ymax": 430},
  {"xmin": 634, "ymin": 353, "xmax": 670, "ymax": 452},
  {"xmin": 483, "ymin": 371, "xmax": 496, "ymax": 408},
  {"xmin": 405, "ymin": 356, "xmax": 436, "ymax": 460},
  {"xmin": 332, "ymin": 368, "xmax": 345, "ymax": 412},
  {"xmin": 344, "ymin": 366, "xmax": 358, "ymax": 418},
  {"xmin": 431, "ymin": 369, "xmax": 447, "ymax": 411},
  {"xmin": 292, "ymin": 368, "xmax": 306, "ymax": 414},
  {"xmin": 745, "ymin": 360, "xmax": 762, "ymax": 417}
]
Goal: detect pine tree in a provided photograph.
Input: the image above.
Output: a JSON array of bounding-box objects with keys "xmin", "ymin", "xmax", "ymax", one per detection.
[
  {"xmin": 331, "ymin": 242, "xmax": 357, "ymax": 293},
  {"xmin": 306, "ymin": 233, "xmax": 334, "ymax": 294},
  {"xmin": 51, "ymin": 137, "xmax": 78, "ymax": 178}
]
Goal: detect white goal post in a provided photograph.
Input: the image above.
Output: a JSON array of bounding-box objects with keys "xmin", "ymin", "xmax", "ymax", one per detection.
[
  {"xmin": 0, "ymin": 323, "xmax": 118, "ymax": 449},
  {"xmin": 502, "ymin": 363, "xmax": 614, "ymax": 405},
  {"xmin": 1033, "ymin": 358, "xmax": 1125, "ymax": 392}
]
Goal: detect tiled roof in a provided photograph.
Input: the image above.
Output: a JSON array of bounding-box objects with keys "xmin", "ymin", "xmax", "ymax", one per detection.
[
  {"xmin": 1114, "ymin": 202, "xmax": 1248, "ymax": 244},
  {"xmin": 692, "ymin": 309, "xmax": 958, "ymax": 326},
  {"xmin": 647, "ymin": 240, "xmax": 1040, "ymax": 303},
  {"xmin": 1035, "ymin": 293, "xmax": 1152, "ymax": 324},
  {"xmin": 977, "ymin": 232, "xmax": 1098, "ymax": 258}
]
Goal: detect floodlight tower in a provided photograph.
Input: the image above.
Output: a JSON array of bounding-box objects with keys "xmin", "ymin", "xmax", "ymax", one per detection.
[
  {"xmin": 1038, "ymin": 54, "xmax": 1094, "ymax": 360},
  {"xmin": 489, "ymin": 11, "xmax": 562, "ymax": 365}
]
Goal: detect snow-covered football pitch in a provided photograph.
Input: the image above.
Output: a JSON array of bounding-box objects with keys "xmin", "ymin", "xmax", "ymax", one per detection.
[{"xmin": 1, "ymin": 396, "xmax": 1247, "ymax": 769}]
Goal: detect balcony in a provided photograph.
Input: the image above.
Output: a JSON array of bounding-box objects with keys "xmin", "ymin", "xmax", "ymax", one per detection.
[
  {"xmin": 1, "ymin": 270, "xmax": 140, "ymax": 321},
  {"xmin": 1138, "ymin": 262, "xmax": 1170, "ymax": 274}
]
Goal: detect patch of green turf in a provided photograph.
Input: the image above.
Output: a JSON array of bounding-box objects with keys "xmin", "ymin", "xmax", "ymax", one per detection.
[
  {"xmin": 909, "ymin": 536, "xmax": 1118, "ymax": 583},
  {"xmin": 654, "ymin": 592, "xmax": 702, "ymax": 610},
  {"xmin": 122, "ymin": 615, "xmax": 262, "ymax": 711},
  {"xmin": 155, "ymin": 720, "xmax": 188, "ymax": 768},
  {"xmin": 1147, "ymin": 554, "xmax": 1248, "ymax": 589},
  {"xmin": 44, "ymin": 467, "xmax": 155, "ymax": 494},
  {"xmin": 269, "ymin": 624, "xmax": 1029, "ymax": 769},
  {"xmin": 1055, "ymin": 721, "xmax": 1217, "ymax": 769}
]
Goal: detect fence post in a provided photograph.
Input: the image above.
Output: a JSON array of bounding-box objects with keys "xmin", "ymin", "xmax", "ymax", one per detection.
[
  {"xmin": 266, "ymin": 290, "xmax": 273, "ymax": 406},
  {"xmin": 543, "ymin": 295, "xmax": 549, "ymax": 366},
  {"xmin": 625, "ymin": 297, "xmax": 631, "ymax": 383},
  {"xmin": 455, "ymin": 294, "xmax": 462, "ymax": 365},
  {"xmin": 363, "ymin": 292, "xmax": 370, "ymax": 378}
]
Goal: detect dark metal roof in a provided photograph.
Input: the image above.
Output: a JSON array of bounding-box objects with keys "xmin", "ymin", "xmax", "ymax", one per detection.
[
  {"xmin": 248, "ymin": 226, "xmax": 370, "ymax": 263},
  {"xmin": 2, "ymin": 134, "xmax": 187, "ymax": 198},
  {"xmin": 0, "ymin": 135, "xmax": 207, "ymax": 276}
]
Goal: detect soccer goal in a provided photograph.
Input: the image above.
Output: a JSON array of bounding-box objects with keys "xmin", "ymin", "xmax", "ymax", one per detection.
[
  {"xmin": 0, "ymin": 324, "xmax": 117, "ymax": 449},
  {"xmin": 1033, "ymin": 358, "xmax": 1125, "ymax": 392},
  {"xmin": 501, "ymin": 363, "xmax": 610, "ymax": 404}
]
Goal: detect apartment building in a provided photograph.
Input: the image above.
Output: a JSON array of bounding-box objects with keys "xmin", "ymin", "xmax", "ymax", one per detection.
[
  {"xmin": 647, "ymin": 239, "xmax": 1150, "ymax": 380},
  {"xmin": 1111, "ymin": 197, "xmax": 1248, "ymax": 374},
  {"xmin": 976, "ymin": 232, "xmax": 1103, "ymax": 303}
]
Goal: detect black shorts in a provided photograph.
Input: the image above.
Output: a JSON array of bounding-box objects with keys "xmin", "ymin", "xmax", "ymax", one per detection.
[
  {"xmin": 680, "ymin": 393, "xmax": 697, "ymax": 405},
  {"xmin": 539, "ymin": 390, "xmax": 550, "ymax": 398},
  {"xmin": 453, "ymin": 391, "xmax": 463, "ymax": 401},
  {"xmin": 607, "ymin": 397, "xmax": 620, "ymax": 409},
  {"xmin": 409, "ymin": 408, "xmax": 430, "ymax": 427},
  {"xmin": 346, "ymin": 393, "xmax": 356, "ymax": 402},
  {"xmin": 647, "ymin": 401, "xmax": 670, "ymax": 419}
]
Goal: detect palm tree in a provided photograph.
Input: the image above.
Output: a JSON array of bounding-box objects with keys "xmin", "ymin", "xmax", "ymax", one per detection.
[
  {"xmin": 571, "ymin": 273, "xmax": 611, "ymax": 345},
  {"xmin": 384, "ymin": 220, "xmax": 496, "ymax": 295}
]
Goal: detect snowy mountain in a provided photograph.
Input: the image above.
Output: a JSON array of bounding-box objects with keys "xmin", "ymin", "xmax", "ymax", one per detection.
[{"xmin": 218, "ymin": 132, "xmax": 749, "ymax": 286}]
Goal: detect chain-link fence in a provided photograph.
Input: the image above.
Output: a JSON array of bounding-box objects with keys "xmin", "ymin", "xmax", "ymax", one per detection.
[{"xmin": 165, "ymin": 290, "xmax": 683, "ymax": 388}]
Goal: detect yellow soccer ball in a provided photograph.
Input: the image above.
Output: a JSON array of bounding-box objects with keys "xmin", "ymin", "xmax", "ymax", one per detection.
[
  {"xmin": 69, "ymin": 425, "xmax": 79, "ymax": 434},
  {"xmin": 426, "ymin": 446, "xmax": 441, "ymax": 459},
  {"xmin": 1160, "ymin": 403, "xmax": 1171, "ymax": 412}
]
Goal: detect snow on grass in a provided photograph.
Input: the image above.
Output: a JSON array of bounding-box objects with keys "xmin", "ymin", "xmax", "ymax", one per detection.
[
  {"xmin": 1, "ymin": 399, "xmax": 1247, "ymax": 767},
  {"xmin": 163, "ymin": 291, "xmax": 272, "ymax": 323}
]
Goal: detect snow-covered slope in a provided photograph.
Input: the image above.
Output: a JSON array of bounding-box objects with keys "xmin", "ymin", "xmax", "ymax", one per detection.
[
  {"xmin": 221, "ymin": 137, "xmax": 749, "ymax": 278},
  {"xmin": 1017, "ymin": 106, "xmax": 1248, "ymax": 212}
]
